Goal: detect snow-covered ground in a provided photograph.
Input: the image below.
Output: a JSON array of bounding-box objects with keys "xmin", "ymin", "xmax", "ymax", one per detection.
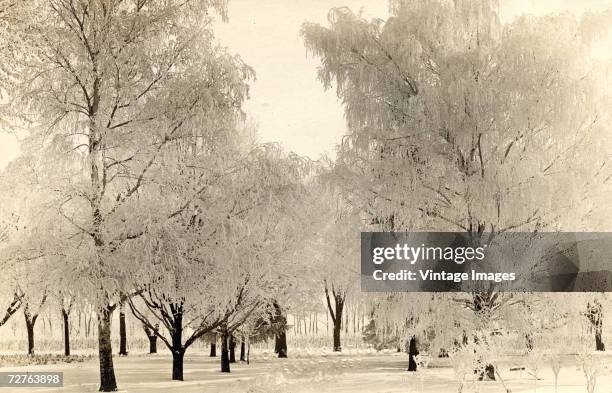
[{"xmin": 2, "ymin": 350, "xmax": 612, "ymax": 392}]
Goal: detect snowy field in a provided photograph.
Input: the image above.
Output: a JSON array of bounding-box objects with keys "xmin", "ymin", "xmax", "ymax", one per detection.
[{"xmin": 2, "ymin": 350, "xmax": 612, "ymax": 393}]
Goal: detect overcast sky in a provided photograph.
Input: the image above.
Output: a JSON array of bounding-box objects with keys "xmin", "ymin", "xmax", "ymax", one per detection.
[
  {"xmin": 1, "ymin": 0, "xmax": 610, "ymax": 168},
  {"xmin": 213, "ymin": 0, "xmax": 612, "ymax": 160}
]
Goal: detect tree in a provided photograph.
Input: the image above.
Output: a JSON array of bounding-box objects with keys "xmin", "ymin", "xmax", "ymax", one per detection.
[
  {"xmin": 125, "ymin": 138, "xmax": 311, "ymax": 379},
  {"xmin": 272, "ymin": 302, "xmax": 288, "ymax": 358},
  {"xmin": 364, "ymin": 292, "xmax": 434, "ymax": 371},
  {"xmin": 0, "ymin": 180, "xmax": 33, "ymax": 330},
  {"xmin": 308, "ymin": 186, "xmax": 361, "ymax": 352},
  {"xmin": 587, "ymin": 299, "xmax": 606, "ymax": 351},
  {"xmin": 59, "ymin": 291, "xmax": 74, "ymax": 356},
  {"xmin": 302, "ymin": 0, "xmax": 612, "ymax": 374},
  {"xmin": 302, "ymin": 1, "xmax": 612, "ymax": 235},
  {"xmin": 5, "ymin": 1, "xmax": 253, "ymax": 390},
  {"xmin": 325, "ymin": 282, "xmax": 345, "ymax": 352},
  {"xmin": 23, "ymin": 292, "xmax": 47, "ymax": 356},
  {"xmin": 0, "ymin": 160, "xmax": 66, "ymax": 357},
  {"xmin": 210, "ymin": 144, "xmax": 315, "ymax": 373},
  {"xmin": 0, "ymin": 215, "xmax": 24, "ymax": 329}
]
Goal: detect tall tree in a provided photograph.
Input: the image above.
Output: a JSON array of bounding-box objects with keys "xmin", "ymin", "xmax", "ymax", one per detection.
[
  {"xmin": 4, "ymin": 1, "xmax": 252, "ymax": 390},
  {"xmin": 302, "ymin": 0, "xmax": 612, "ymax": 374},
  {"xmin": 302, "ymin": 1, "xmax": 612, "ymax": 235}
]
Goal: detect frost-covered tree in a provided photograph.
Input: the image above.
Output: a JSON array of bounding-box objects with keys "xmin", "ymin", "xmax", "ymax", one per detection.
[
  {"xmin": 125, "ymin": 137, "xmax": 312, "ymax": 379},
  {"xmin": 211, "ymin": 144, "xmax": 315, "ymax": 372},
  {"xmin": 302, "ymin": 0, "xmax": 612, "ymax": 375},
  {"xmin": 302, "ymin": 0, "xmax": 612, "ymax": 234},
  {"xmin": 21, "ymin": 289, "xmax": 48, "ymax": 356},
  {"xmin": 304, "ymin": 184, "xmax": 361, "ymax": 352},
  {"xmin": 58, "ymin": 290, "xmax": 75, "ymax": 356},
  {"xmin": 4, "ymin": 1, "xmax": 253, "ymax": 390},
  {"xmin": 0, "ymin": 212, "xmax": 24, "ymax": 328},
  {"xmin": 365, "ymin": 293, "xmax": 432, "ymax": 370},
  {"xmin": 0, "ymin": 145, "xmax": 90, "ymax": 356}
]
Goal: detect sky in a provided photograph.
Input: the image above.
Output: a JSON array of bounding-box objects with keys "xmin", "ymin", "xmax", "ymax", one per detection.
[
  {"xmin": 213, "ymin": 0, "xmax": 612, "ymax": 161},
  {"xmin": 213, "ymin": 0, "xmax": 389, "ymax": 161},
  {"xmin": 0, "ymin": 0, "xmax": 610, "ymax": 168}
]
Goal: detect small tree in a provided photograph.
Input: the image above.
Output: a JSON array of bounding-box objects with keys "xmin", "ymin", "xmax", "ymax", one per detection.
[
  {"xmin": 578, "ymin": 354, "xmax": 602, "ymax": 393},
  {"xmin": 59, "ymin": 292, "xmax": 74, "ymax": 356},
  {"xmin": 549, "ymin": 354, "xmax": 562, "ymax": 393},
  {"xmin": 308, "ymin": 186, "xmax": 360, "ymax": 352},
  {"xmin": 22, "ymin": 292, "xmax": 47, "ymax": 356}
]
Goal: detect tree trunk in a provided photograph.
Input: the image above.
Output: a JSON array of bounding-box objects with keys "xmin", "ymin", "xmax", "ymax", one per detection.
[
  {"xmin": 86, "ymin": 313, "xmax": 92, "ymax": 338},
  {"xmin": 62, "ymin": 309, "xmax": 70, "ymax": 356},
  {"xmin": 142, "ymin": 324, "xmax": 158, "ymax": 354},
  {"xmin": 148, "ymin": 334, "xmax": 158, "ymax": 354},
  {"xmin": 118, "ymin": 301, "xmax": 128, "ymax": 356},
  {"xmin": 332, "ymin": 298, "xmax": 343, "ymax": 352},
  {"xmin": 247, "ymin": 339, "xmax": 251, "ymax": 365},
  {"xmin": 345, "ymin": 310, "xmax": 349, "ymax": 334},
  {"xmin": 525, "ymin": 333, "xmax": 534, "ymax": 352},
  {"xmin": 596, "ymin": 329, "xmax": 605, "ymax": 351},
  {"xmin": 23, "ymin": 303, "xmax": 41, "ymax": 357},
  {"xmin": 408, "ymin": 336, "xmax": 419, "ymax": 371},
  {"xmin": 273, "ymin": 301, "xmax": 288, "ymax": 358},
  {"xmin": 325, "ymin": 287, "xmax": 344, "ymax": 352},
  {"xmin": 486, "ymin": 364, "xmax": 495, "ymax": 380},
  {"xmin": 25, "ymin": 315, "xmax": 35, "ymax": 356},
  {"xmin": 275, "ymin": 330, "xmax": 288, "ymax": 358},
  {"xmin": 210, "ymin": 333, "xmax": 217, "ymax": 357},
  {"xmin": 171, "ymin": 312, "xmax": 184, "ymax": 381},
  {"xmin": 333, "ymin": 320, "xmax": 342, "ymax": 351},
  {"xmin": 478, "ymin": 364, "xmax": 496, "ymax": 381},
  {"xmin": 98, "ymin": 307, "xmax": 118, "ymax": 392},
  {"xmin": 172, "ymin": 350, "xmax": 185, "ymax": 381},
  {"xmin": 229, "ymin": 334, "xmax": 236, "ymax": 363},
  {"xmin": 240, "ymin": 340, "xmax": 246, "ymax": 361},
  {"xmin": 221, "ymin": 332, "xmax": 230, "ymax": 373},
  {"xmin": 588, "ymin": 301, "xmax": 606, "ymax": 351}
]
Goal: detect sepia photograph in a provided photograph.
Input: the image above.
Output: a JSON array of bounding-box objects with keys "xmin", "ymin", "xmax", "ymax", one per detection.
[{"xmin": 1, "ymin": 0, "xmax": 612, "ymax": 392}]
